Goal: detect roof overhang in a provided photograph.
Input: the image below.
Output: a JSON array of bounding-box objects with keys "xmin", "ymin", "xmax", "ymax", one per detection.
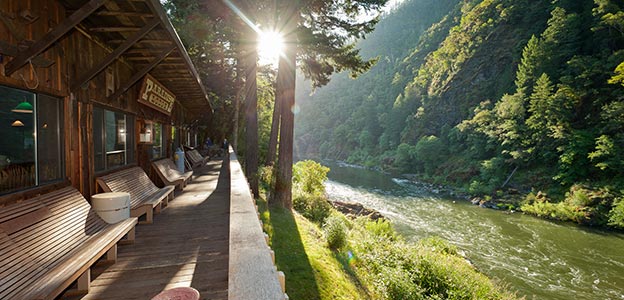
[{"xmin": 6, "ymin": 0, "xmax": 213, "ymax": 124}]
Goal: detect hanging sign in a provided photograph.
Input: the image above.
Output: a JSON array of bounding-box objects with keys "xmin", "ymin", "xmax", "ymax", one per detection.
[{"xmin": 138, "ymin": 74, "xmax": 176, "ymax": 115}]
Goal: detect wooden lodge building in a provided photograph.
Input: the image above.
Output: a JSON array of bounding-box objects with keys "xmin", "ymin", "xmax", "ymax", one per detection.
[
  {"xmin": 0, "ymin": 1, "xmax": 288, "ymax": 299},
  {"xmin": 0, "ymin": 0, "xmax": 212, "ymax": 200}
]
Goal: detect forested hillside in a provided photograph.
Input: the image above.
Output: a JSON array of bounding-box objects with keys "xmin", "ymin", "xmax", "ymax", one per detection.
[{"xmin": 295, "ymin": 0, "xmax": 624, "ymax": 228}]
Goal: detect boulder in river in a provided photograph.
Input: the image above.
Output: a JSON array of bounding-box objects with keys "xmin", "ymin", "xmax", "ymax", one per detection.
[{"xmin": 331, "ymin": 201, "xmax": 384, "ymax": 220}]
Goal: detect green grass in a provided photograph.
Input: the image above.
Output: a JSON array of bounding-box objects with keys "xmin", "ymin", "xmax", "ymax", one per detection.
[
  {"xmin": 258, "ymin": 163, "xmax": 517, "ymax": 300},
  {"xmin": 257, "ymin": 197, "xmax": 369, "ymax": 300}
]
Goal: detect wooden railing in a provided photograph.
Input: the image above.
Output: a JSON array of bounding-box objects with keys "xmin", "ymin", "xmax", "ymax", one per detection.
[{"xmin": 228, "ymin": 148, "xmax": 288, "ymax": 300}]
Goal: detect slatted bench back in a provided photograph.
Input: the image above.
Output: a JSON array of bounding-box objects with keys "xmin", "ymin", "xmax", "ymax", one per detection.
[
  {"xmin": 188, "ymin": 150, "xmax": 203, "ymax": 164},
  {"xmin": 185, "ymin": 150, "xmax": 207, "ymax": 169},
  {"xmin": 0, "ymin": 187, "xmax": 112, "ymax": 299},
  {"xmin": 96, "ymin": 167, "xmax": 161, "ymax": 209},
  {"xmin": 153, "ymin": 159, "xmax": 184, "ymax": 182}
]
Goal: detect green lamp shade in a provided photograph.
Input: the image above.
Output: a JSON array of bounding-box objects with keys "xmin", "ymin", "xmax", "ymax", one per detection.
[{"xmin": 12, "ymin": 101, "xmax": 33, "ymax": 113}]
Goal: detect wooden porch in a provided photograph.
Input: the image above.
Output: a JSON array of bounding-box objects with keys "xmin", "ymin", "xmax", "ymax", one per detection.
[{"xmin": 66, "ymin": 159, "xmax": 229, "ymax": 300}]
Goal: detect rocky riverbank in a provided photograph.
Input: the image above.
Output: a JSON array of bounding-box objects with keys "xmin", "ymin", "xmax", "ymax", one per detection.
[
  {"xmin": 400, "ymin": 174, "xmax": 523, "ymax": 211},
  {"xmin": 330, "ymin": 200, "xmax": 385, "ymax": 220}
]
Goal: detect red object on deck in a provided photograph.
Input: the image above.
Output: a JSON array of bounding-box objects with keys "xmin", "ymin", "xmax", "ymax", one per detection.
[{"xmin": 151, "ymin": 287, "xmax": 200, "ymax": 300}]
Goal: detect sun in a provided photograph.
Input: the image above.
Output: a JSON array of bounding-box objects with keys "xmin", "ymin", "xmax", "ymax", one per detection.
[{"xmin": 257, "ymin": 30, "xmax": 284, "ymax": 67}]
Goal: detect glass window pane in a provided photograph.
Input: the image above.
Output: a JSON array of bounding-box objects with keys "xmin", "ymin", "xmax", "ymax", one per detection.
[
  {"xmin": 126, "ymin": 115, "xmax": 135, "ymax": 164},
  {"xmin": 153, "ymin": 123, "xmax": 162, "ymax": 158},
  {"xmin": 105, "ymin": 111, "xmax": 126, "ymax": 168},
  {"xmin": 93, "ymin": 107, "xmax": 104, "ymax": 171},
  {"xmin": 37, "ymin": 94, "xmax": 63, "ymax": 183},
  {"xmin": 0, "ymin": 86, "xmax": 36, "ymax": 193}
]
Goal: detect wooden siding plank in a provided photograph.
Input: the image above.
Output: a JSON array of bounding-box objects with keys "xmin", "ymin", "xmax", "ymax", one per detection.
[
  {"xmin": 4, "ymin": 0, "xmax": 109, "ymax": 75},
  {"xmin": 72, "ymin": 18, "xmax": 160, "ymax": 91}
]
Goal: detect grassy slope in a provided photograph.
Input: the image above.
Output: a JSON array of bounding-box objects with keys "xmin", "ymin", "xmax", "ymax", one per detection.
[{"xmin": 257, "ymin": 197, "xmax": 369, "ymax": 300}]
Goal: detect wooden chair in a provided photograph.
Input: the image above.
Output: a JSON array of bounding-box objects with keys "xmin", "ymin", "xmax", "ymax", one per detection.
[
  {"xmin": 152, "ymin": 158, "xmax": 193, "ymax": 191},
  {"xmin": 0, "ymin": 186, "xmax": 137, "ymax": 300},
  {"xmin": 185, "ymin": 149, "xmax": 209, "ymax": 170},
  {"xmin": 96, "ymin": 167, "xmax": 174, "ymax": 224}
]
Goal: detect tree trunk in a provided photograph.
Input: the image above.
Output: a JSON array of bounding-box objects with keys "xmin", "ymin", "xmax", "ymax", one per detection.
[
  {"xmin": 244, "ymin": 48, "xmax": 259, "ymax": 198},
  {"xmin": 266, "ymin": 72, "xmax": 282, "ymax": 166},
  {"xmin": 232, "ymin": 86, "xmax": 242, "ymax": 151},
  {"xmin": 272, "ymin": 27, "xmax": 297, "ymax": 209}
]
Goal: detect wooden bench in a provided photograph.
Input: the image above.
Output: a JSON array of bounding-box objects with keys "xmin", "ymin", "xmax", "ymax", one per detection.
[
  {"xmin": 96, "ymin": 167, "xmax": 174, "ymax": 224},
  {"xmin": 185, "ymin": 149, "xmax": 209, "ymax": 170},
  {"xmin": 0, "ymin": 186, "xmax": 137, "ymax": 300},
  {"xmin": 152, "ymin": 158, "xmax": 193, "ymax": 191}
]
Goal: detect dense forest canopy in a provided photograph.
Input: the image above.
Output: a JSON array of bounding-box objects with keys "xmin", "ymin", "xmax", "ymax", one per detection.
[{"xmin": 295, "ymin": 0, "xmax": 624, "ymax": 228}]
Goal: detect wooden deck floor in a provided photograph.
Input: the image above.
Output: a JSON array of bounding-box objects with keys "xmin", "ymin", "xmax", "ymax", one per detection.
[{"xmin": 67, "ymin": 159, "xmax": 229, "ymax": 300}]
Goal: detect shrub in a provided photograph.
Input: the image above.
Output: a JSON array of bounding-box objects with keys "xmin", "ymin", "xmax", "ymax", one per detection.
[
  {"xmin": 293, "ymin": 160, "xmax": 330, "ymax": 195},
  {"xmin": 365, "ymin": 219, "xmax": 397, "ymax": 240},
  {"xmin": 348, "ymin": 220, "xmax": 517, "ymax": 300},
  {"xmin": 324, "ymin": 214, "xmax": 348, "ymax": 250},
  {"xmin": 520, "ymin": 185, "xmax": 623, "ymax": 226},
  {"xmin": 608, "ymin": 197, "xmax": 624, "ymax": 228},
  {"xmin": 259, "ymin": 165, "xmax": 274, "ymax": 189},
  {"xmin": 375, "ymin": 266, "xmax": 423, "ymax": 300},
  {"xmin": 293, "ymin": 193, "xmax": 332, "ymax": 224}
]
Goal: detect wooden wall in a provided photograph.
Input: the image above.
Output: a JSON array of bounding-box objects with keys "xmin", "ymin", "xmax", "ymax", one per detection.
[{"xmin": 0, "ymin": 0, "xmax": 178, "ymax": 199}]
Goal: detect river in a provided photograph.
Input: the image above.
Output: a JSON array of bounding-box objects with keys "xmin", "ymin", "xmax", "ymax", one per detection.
[{"xmin": 323, "ymin": 162, "xmax": 624, "ymax": 300}]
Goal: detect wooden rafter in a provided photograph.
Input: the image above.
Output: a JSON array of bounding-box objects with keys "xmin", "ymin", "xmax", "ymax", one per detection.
[
  {"xmin": 153, "ymin": 63, "xmax": 185, "ymax": 67},
  {"xmin": 108, "ymin": 39, "xmax": 173, "ymax": 45},
  {"xmin": 144, "ymin": 0, "xmax": 212, "ymax": 111},
  {"xmin": 107, "ymin": 44, "xmax": 176, "ymax": 102},
  {"xmin": 72, "ymin": 18, "xmax": 160, "ymax": 91},
  {"xmin": 89, "ymin": 27, "xmax": 142, "ymax": 32},
  {"xmin": 95, "ymin": 11, "xmax": 153, "ymax": 17},
  {"xmin": 4, "ymin": 0, "xmax": 109, "ymax": 76},
  {"xmin": 126, "ymin": 56, "xmax": 183, "ymax": 61}
]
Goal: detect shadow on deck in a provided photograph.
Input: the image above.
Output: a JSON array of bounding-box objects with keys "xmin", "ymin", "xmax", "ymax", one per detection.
[{"xmin": 67, "ymin": 159, "xmax": 230, "ymax": 300}]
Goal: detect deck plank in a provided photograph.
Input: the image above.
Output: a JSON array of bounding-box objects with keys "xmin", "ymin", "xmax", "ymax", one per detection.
[{"xmin": 66, "ymin": 159, "xmax": 229, "ymax": 300}]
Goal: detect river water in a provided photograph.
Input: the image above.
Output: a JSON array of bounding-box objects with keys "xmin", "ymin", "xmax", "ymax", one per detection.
[{"xmin": 323, "ymin": 162, "xmax": 624, "ymax": 300}]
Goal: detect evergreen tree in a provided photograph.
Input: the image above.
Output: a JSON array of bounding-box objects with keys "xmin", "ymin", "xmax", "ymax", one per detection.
[
  {"xmin": 271, "ymin": 0, "xmax": 389, "ymax": 209},
  {"xmin": 515, "ymin": 35, "xmax": 542, "ymax": 94},
  {"xmin": 526, "ymin": 73, "xmax": 555, "ymax": 153}
]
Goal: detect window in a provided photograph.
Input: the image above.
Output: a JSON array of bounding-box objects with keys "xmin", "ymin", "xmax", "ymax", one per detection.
[
  {"xmin": 0, "ymin": 86, "xmax": 64, "ymax": 194},
  {"xmin": 93, "ymin": 107, "xmax": 135, "ymax": 172},
  {"xmin": 138, "ymin": 120, "xmax": 164, "ymax": 160},
  {"xmin": 152, "ymin": 123, "xmax": 163, "ymax": 159},
  {"xmin": 172, "ymin": 126, "xmax": 179, "ymax": 152}
]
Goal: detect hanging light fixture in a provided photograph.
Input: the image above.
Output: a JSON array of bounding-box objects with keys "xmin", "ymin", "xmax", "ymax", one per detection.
[
  {"xmin": 12, "ymin": 101, "xmax": 33, "ymax": 113},
  {"xmin": 11, "ymin": 120, "xmax": 25, "ymax": 127}
]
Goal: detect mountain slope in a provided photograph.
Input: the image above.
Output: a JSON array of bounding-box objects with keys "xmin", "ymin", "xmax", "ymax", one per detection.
[{"xmin": 295, "ymin": 0, "xmax": 624, "ymax": 228}]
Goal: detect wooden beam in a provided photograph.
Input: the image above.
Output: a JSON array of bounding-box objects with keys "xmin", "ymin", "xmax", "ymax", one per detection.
[
  {"xmin": 144, "ymin": 0, "xmax": 213, "ymax": 112},
  {"xmin": 89, "ymin": 27, "xmax": 142, "ymax": 32},
  {"xmin": 4, "ymin": 0, "xmax": 109, "ymax": 76},
  {"xmin": 126, "ymin": 55, "xmax": 183, "ymax": 61},
  {"xmin": 95, "ymin": 11, "xmax": 153, "ymax": 17},
  {"xmin": 0, "ymin": 41, "xmax": 55, "ymax": 68},
  {"xmin": 153, "ymin": 63, "xmax": 186, "ymax": 67},
  {"xmin": 153, "ymin": 71, "xmax": 189, "ymax": 76},
  {"xmin": 107, "ymin": 44, "xmax": 175, "ymax": 102},
  {"xmin": 72, "ymin": 18, "xmax": 160, "ymax": 91},
  {"xmin": 155, "ymin": 78, "xmax": 191, "ymax": 81},
  {"xmin": 108, "ymin": 39, "xmax": 173, "ymax": 45}
]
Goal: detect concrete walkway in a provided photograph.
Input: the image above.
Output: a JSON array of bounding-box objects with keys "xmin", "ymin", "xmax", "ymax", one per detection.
[{"xmin": 68, "ymin": 159, "xmax": 229, "ymax": 300}]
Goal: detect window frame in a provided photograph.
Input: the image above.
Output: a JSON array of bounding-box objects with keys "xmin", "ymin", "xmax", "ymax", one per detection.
[
  {"xmin": 152, "ymin": 122, "xmax": 164, "ymax": 159},
  {"xmin": 93, "ymin": 106, "xmax": 135, "ymax": 173},
  {"xmin": 0, "ymin": 86, "xmax": 65, "ymax": 195}
]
